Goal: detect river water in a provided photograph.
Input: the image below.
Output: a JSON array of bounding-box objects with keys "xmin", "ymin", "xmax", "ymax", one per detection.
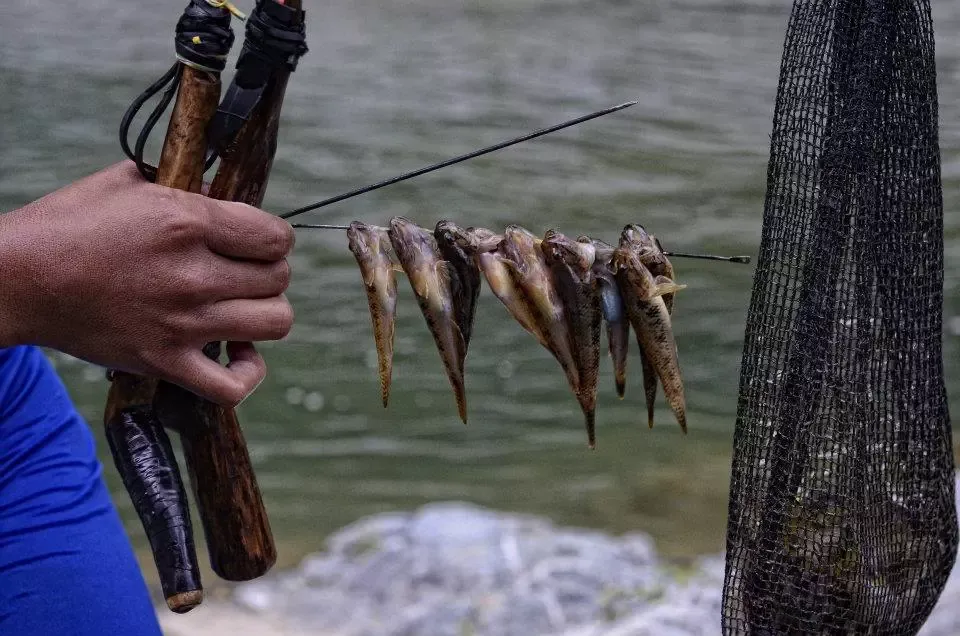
[{"xmin": 2, "ymin": 0, "xmax": 960, "ymax": 584}]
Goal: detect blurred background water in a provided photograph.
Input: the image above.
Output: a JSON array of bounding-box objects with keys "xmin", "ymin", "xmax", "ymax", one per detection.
[{"xmin": 2, "ymin": 0, "xmax": 960, "ymax": 593}]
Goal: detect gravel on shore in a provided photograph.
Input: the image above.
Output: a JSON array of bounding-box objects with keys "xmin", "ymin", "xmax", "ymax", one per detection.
[{"xmin": 159, "ymin": 475, "xmax": 960, "ymax": 636}]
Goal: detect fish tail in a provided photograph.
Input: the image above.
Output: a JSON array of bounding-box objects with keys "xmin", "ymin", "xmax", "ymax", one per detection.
[
  {"xmin": 448, "ymin": 324, "xmax": 469, "ymax": 425},
  {"xmin": 608, "ymin": 322, "xmax": 629, "ymax": 399},
  {"xmin": 379, "ymin": 360, "xmax": 392, "ymax": 408},
  {"xmin": 667, "ymin": 388, "xmax": 687, "ymax": 434},
  {"xmin": 455, "ymin": 387, "xmax": 468, "ymax": 425},
  {"xmin": 615, "ymin": 375, "xmax": 626, "ymax": 399},
  {"xmin": 585, "ymin": 409, "xmax": 596, "ymax": 450}
]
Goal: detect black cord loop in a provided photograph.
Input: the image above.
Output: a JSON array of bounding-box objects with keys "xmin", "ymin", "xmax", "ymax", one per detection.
[{"xmin": 118, "ymin": 0, "xmax": 236, "ymax": 182}]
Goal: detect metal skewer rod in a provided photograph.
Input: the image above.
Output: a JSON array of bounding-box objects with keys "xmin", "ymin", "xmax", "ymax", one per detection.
[
  {"xmin": 289, "ymin": 223, "xmax": 751, "ymax": 263},
  {"xmin": 279, "ymin": 101, "xmax": 638, "ymax": 220}
]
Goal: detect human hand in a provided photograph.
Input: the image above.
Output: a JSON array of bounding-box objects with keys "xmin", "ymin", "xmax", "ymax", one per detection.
[{"xmin": 0, "ymin": 161, "xmax": 295, "ymax": 406}]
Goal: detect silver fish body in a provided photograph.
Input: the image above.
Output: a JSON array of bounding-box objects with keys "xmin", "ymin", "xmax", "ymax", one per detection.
[
  {"xmin": 581, "ymin": 236, "xmax": 630, "ymax": 400},
  {"xmin": 543, "ymin": 230, "xmax": 601, "ymax": 448},
  {"xmin": 347, "ymin": 222, "xmax": 398, "ymax": 407},
  {"xmin": 612, "ymin": 244, "xmax": 687, "ymax": 433},
  {"xmin": 499, "ymin": 225, "xmax": 581, "ymax": 396},
  {"xmin": 435, "ymin": 220, "xmax": 482, "ymax": 351},
  {"xmin": 619, "ymin": 225, "xmax": 682, "ymax": 426},
  {"xmin": 387, "ymin": 217, "xmax": 468, "ymax": 424}
]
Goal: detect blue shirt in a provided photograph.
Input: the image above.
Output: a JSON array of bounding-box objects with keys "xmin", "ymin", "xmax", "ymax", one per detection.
[{"xmin": 0, "ymin": 346, "xmax": 162, "ymax": 635}]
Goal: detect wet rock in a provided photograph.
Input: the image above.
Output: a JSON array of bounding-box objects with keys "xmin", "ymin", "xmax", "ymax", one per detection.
[{"xmin": 222, "ymin": 482, "xmax": 960, "ymax": 636}]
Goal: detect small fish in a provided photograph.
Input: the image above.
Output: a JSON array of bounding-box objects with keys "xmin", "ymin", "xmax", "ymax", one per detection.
[
  {"xmin": 612, "ymin": 244, "xmax": 688, "ymax": 433},
  {"xmin": 543, "ymin": 230, "xmax": 601, "ymax": 448},
  {"xmin": 347, "ymin": 222, "xmax": 398, "ymax": 408},
  {"xmin": 620, "ymin": 225, "xmax": 681, "ymax": 427},
  {"xmin": 435, "ymin": 220, "xmax": 482, "ymax": 350},
  {"xmin": 387, "ymin": 217, "xmax": 468, "ymax": 424},
  {"xmin": 499, "ymin": 225, "xmax": 581, "ymax": 396},
  {"xmin": 581, "ymin": 236, "xmax": 629, "ymax": 400},
  {"xmin": 621, "ymin": 224, "xmax": 677, "ymax": 313}
]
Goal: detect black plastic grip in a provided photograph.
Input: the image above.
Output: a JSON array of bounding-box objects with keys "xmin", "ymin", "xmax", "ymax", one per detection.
[{"xmin": 104, "ymin": 405, "xmax": 202, "ymax": 611}]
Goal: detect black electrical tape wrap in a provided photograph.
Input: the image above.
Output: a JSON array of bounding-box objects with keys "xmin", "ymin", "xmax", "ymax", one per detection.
[
  {"xmin": 104, "ymin": 406, "xmax": 202, "ymax": 606},
  {"xmin": 118, "ymin": 0, "xmax": 235, "ymax": 182},
  {"xmin": 175, "ymin": 0, "xmax": 235, "ymax": 73},
  {"xmin": 205, "ymin": 0, "xmax": 308, "ymax": 157}
]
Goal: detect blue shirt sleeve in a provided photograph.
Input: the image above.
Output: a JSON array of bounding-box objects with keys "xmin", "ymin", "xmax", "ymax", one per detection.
[{"xmin": 0, "ymin": 346, "xmax": 162, "ymax": 635}]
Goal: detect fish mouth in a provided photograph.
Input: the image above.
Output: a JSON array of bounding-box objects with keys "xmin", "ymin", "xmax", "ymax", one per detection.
[
  {"xmin": 346, "ymin": 221, "xmax": 371, "ymax": 253},
  {"xmin": 504, "ymin": 225, "xmax": 537, "ymax": 247},
  {"xmin": 434, "ymin": 220, "xmax": 464, "ymax": 247},
  {"xmin": 389, "ymin": 216, "xmax": 414, "ymax": 232},
  {"xmin": 622, "ymin": 224, "xmax": 652, "ymax": 244},
  {"xmin": 464, "ymin": 228, "xmax": 502, "ymax": 253}
]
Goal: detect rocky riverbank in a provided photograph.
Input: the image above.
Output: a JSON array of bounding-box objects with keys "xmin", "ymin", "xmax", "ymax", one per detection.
[{"xmin": 160, "ymin": 476, "xmax": 960, "ymax": 636}]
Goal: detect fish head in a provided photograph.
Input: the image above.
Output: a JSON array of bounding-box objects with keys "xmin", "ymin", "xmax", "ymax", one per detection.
[
  {"xmin": 453, "ymin": 227, "xmax": 501, "ymax": 254},
  {"xmin": 544, "ymin": 230, "xmax": 595, "ymax": 272},
  {"xmin": 387, "ymin": 216, "xmax": 437, "ymax": 275},
  {"xmin": 434, "ymin": 219, "xmax": 465, "ymax": 249},
  {"xmin": 620, "ymin": 225, "xmax": 660, "ymax": 264},
  {"xmin": 389, "ymin": 215, "xmax": 427, "ymax": 245},
  {"xmin": 541, "ymin": 228, "xmax": 568, "ymax": 262},
  {"xmin": 347, "ymin": 221, "xmax": 378, "ymax": 259},
  {"xmin": 500, "ymin": 225, "xmax": 539, "ymax": 270},
  {"xmin": 503, "ymin": 224, "xmax": 538, "ymax": 252},
  {"xmin": 621, "ymin": 224, "xmax": 659, "ymax": 251},
  {"xmin": 621, "ymin": 223, "xmax": 652, "ymax": 243}
]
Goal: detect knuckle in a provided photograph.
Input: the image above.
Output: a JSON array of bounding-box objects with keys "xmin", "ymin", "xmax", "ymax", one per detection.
[
  {"xmin": 274, "ymin": 259, "xmax": 292, "ymax": 291},
  {"xmin": 176, "ymin": 267, "xmax": 214, "ymax": 304},
  {"xmin": 265, "ymin": 220, "xmax": 295, "ymax": 257},
  {"xmin": 155, "ymin": 198, "xmax": 203, "ymax": 244},
  {"xmin": 264, "ymin": 301, "xmax": 294, "ymax": 339}
]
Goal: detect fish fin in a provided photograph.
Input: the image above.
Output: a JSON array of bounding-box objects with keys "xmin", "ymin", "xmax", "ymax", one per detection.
[
  {"xmin": 435, "ymin": 260, "xmax": 454, "ymax": 287},
  {"xmin": 499, "ymin": 255, "xmax": 524, "ymax": 282},
  {"xmin": 647, "ymin": 276, "xmax": 687, "ymax": 300},
  {"xmin": 360, "ymin": 266, "xmax": 376, "ymax": 288}
]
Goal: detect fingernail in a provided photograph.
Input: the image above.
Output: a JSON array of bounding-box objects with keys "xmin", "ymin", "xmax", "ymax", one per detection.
[{"xmin": 236, "ymin": 375, "xmax": 266, "ymax": 406}]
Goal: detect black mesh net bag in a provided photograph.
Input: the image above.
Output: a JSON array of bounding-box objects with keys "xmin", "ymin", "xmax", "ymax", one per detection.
[{"xmin": 721, "ymin": 0, "xmax": 957, "ymax": 633}]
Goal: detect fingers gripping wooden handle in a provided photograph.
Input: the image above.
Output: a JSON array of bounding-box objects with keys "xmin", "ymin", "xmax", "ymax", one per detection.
[{"xmin": 154, "ymin": 345, "xmax": 276, "ymax": 580}]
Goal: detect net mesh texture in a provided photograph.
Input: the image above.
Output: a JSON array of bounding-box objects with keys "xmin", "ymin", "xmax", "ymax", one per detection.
[{"xmin": 721, "ymin": 0, "xmax": 957, "ymax": 633}]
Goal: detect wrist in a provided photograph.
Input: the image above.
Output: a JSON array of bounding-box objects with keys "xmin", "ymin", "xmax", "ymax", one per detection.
[{"xmin": 0, "ymin": 206, "xmax": 41, "ymax": 348}]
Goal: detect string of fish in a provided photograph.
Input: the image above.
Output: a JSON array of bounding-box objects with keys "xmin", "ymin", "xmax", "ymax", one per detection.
[{"xmin": 342, "ymin": 217, "xmax": 689, "ymax": 450}]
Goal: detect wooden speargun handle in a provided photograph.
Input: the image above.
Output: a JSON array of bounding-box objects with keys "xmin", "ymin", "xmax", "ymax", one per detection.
[
  {"xmin": 153, "ymin": 0, "xmax": 308, "ymax": 582},
  {"xmin": 105, "ymin": 0, "xmax": 237, "ymax": 613}
]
